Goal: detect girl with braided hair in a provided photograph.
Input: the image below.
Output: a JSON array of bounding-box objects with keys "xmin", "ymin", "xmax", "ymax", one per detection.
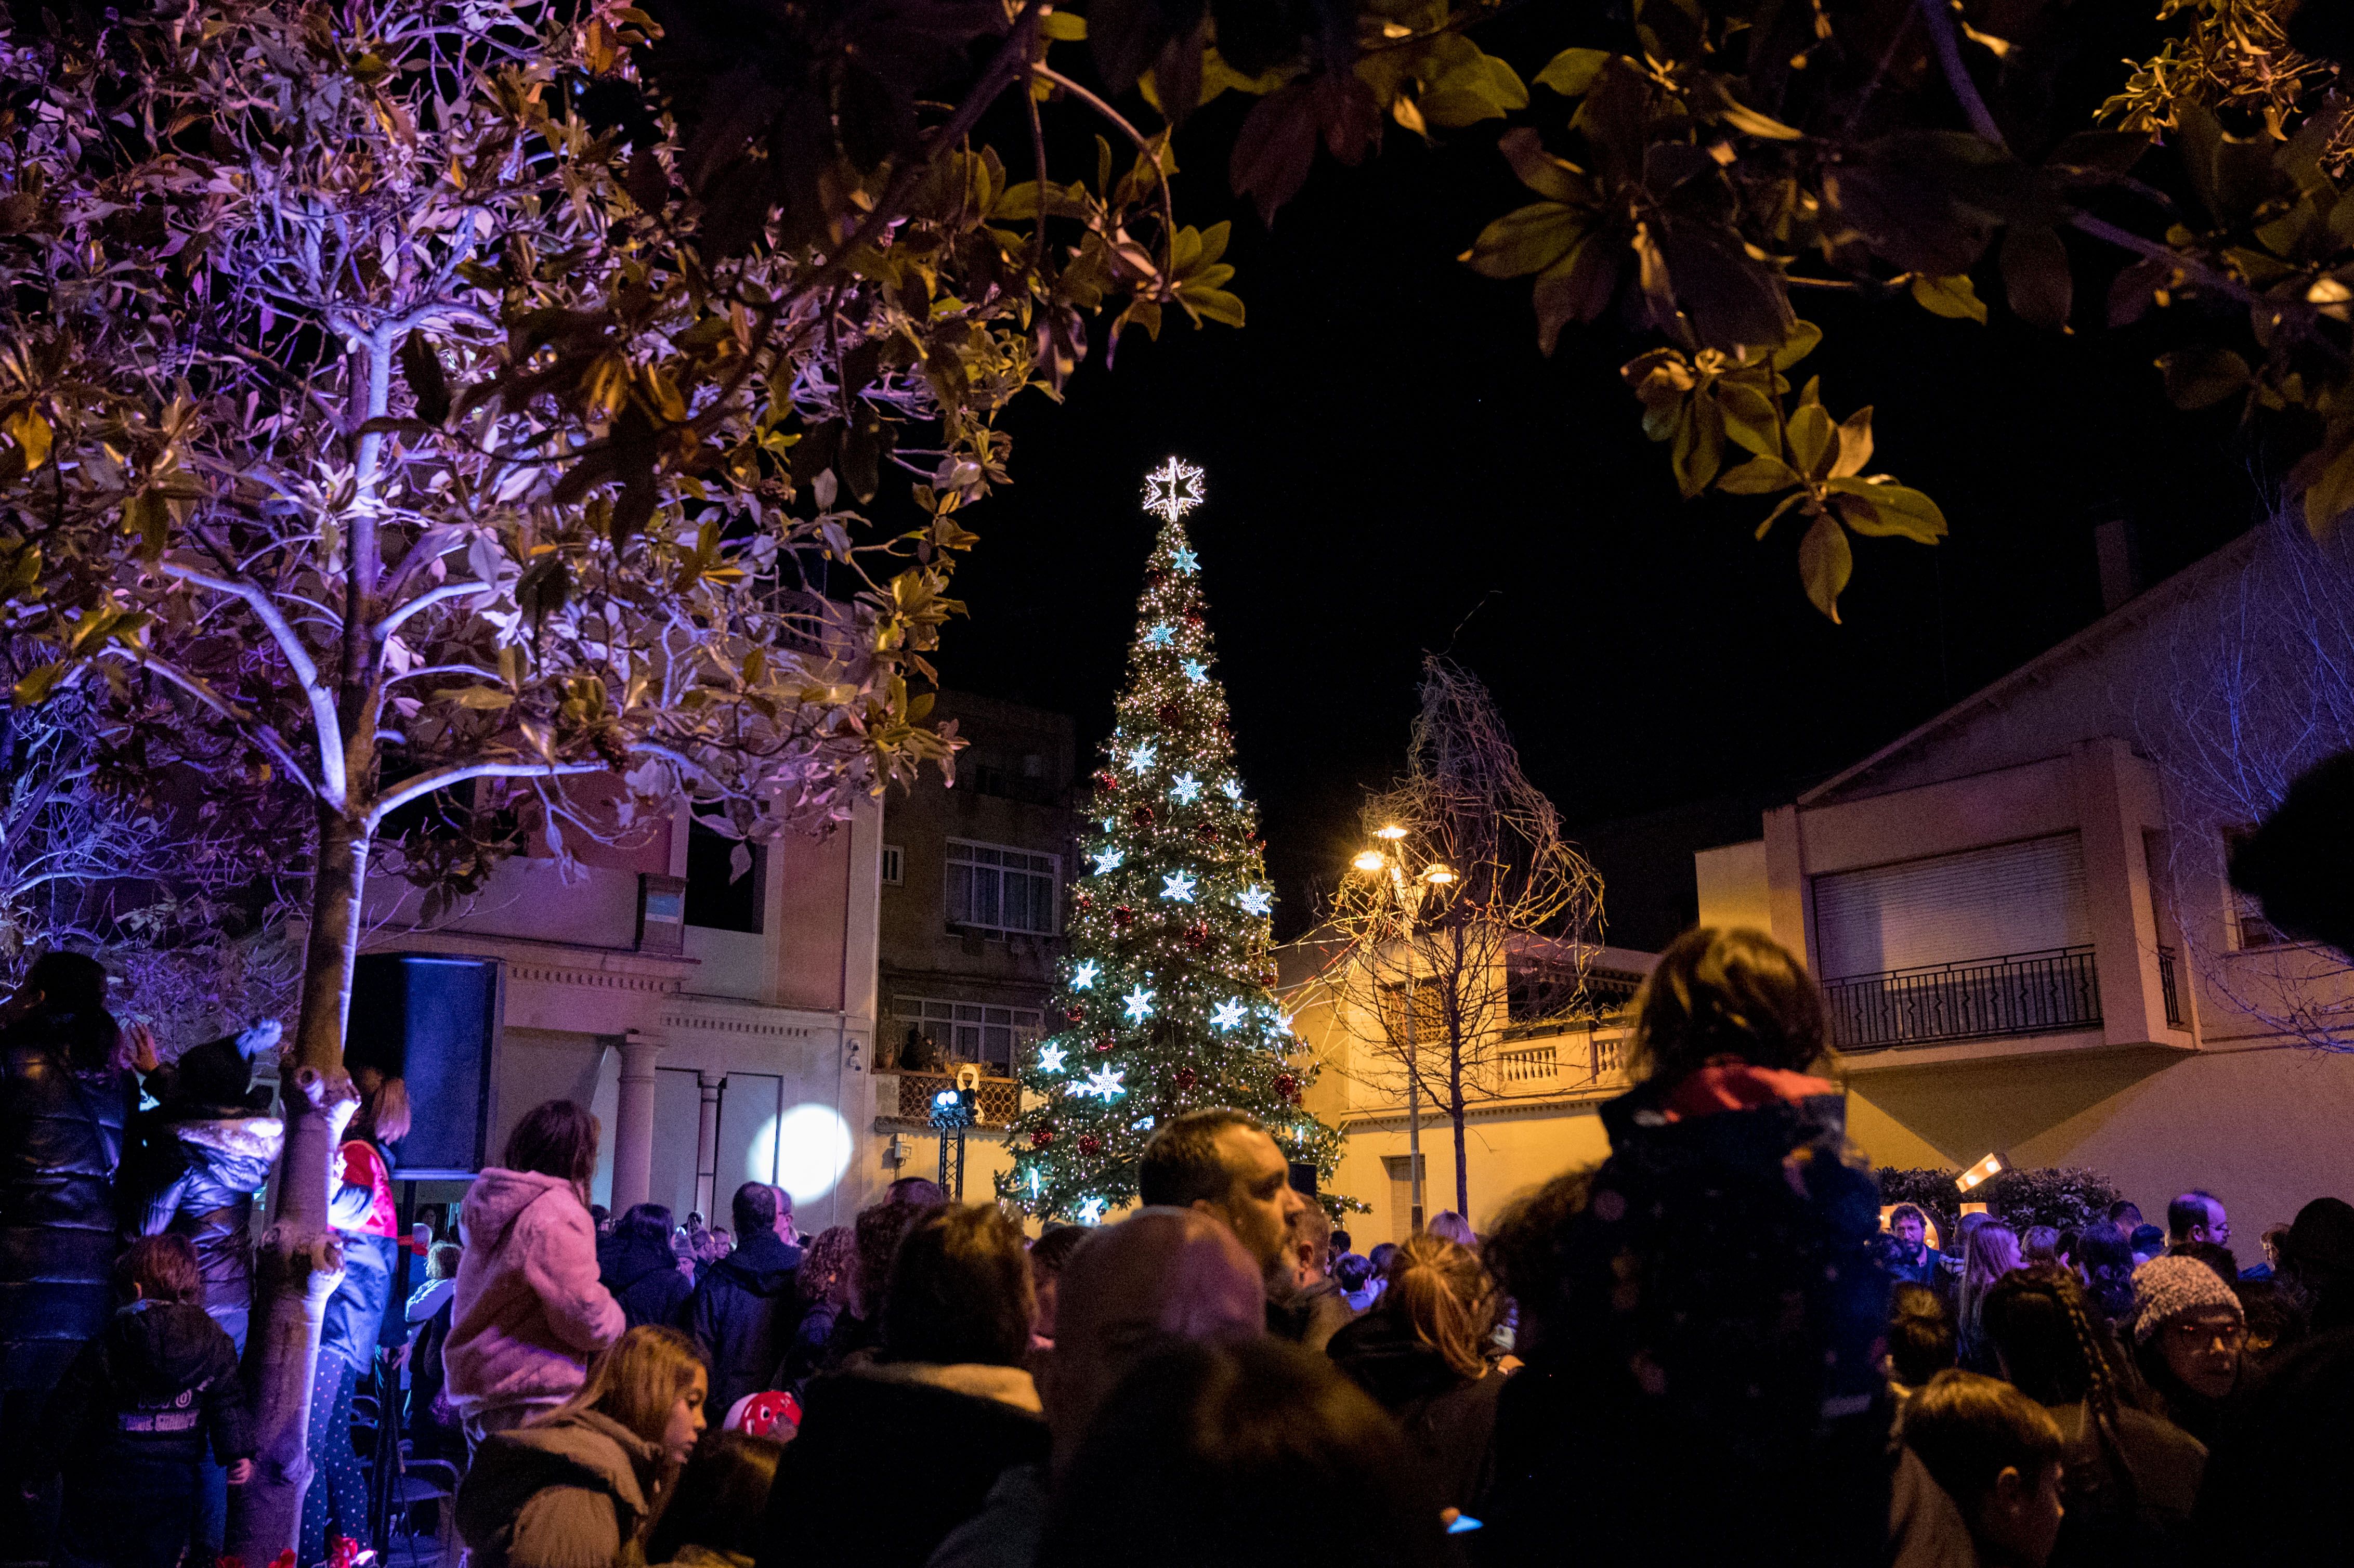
[{"xmin": 1982, "ymin": 1264, "xmax": 2205, "ymax": 1564}]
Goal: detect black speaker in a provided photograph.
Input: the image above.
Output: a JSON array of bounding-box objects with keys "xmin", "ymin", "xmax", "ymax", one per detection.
[
  {"xmin": 1288, "ymin": 1161, "xmax": 1319, "ymax": 1196},
  {"xmin": 346, "ymin": 952, "xmax": 501, "ymax": 1179}
]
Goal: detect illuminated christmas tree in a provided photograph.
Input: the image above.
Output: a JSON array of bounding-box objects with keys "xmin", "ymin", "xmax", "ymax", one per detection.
[{"xmin": 1001, "ymin": 459, "xmax": 1344, "ymax": 1224}]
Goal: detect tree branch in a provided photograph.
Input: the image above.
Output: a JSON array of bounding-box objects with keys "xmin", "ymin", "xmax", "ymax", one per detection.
[
  {"xmin": 1912, "ymin": 0, "xmax": 2004, "ymax": 146},
  {"xmin": 160, "ymin": 558, "xmax": 348, "ymax": 805},
  {"xmin": 97, "ymin": 649, "xmax": 320, "ymax": 800},
  {"xmin": 372, "ymin": 579, "xmax": 497, "ymax": 643},
  {"xmin": 364, "ymin": 759, "xmax": 607, "ymax": 832},
  {"xmin": 1032, "ymin": 64, "xmax": 1180, "ymax": 294}
]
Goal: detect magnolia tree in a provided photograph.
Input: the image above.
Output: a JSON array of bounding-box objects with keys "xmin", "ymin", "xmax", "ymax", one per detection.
[
  {"xmin": 2134, "ymin": 518, "xmax": 2354, "ymax": 1050},
  {"xmin": 1315, "ymin": 657, "xmax": 1603, "ymax": 1221},
  {"xmin": 0, "ymin": 1, "xmax": 1228, "ymax": 1552}
]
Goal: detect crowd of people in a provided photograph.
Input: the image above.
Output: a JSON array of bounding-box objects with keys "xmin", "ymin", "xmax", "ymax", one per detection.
[{"xmin": 7, "ymin": 926, "xmax": 2354, "ymax": 1565}]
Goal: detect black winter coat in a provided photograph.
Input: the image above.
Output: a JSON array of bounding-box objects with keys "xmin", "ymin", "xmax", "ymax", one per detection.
[
  {"xmin": 123, "ymin": 1108, "xmax": 282, "ymax": 1353},
  {"xmin": 1328, "ymin": 1306, "xmax": 1506, "ymax": 1512},
  {"xmin": 41, "ymin": 1298, "xmax": 254, "ymax": 1474},
  {"xmin": 754, "ymin": 1363, "xmax": 1048, "ymax": 1568},
  {"xmin": 597, "ymin": 1229, "xmax": 693, "ymax": 1329},
  {"xmin": 0, "ymin": 1013, "xmax": 132, "ymax": 1391},
  {"xmin": 682, "ymin": 1230, "xmax": 803, "ymax": 1417}
]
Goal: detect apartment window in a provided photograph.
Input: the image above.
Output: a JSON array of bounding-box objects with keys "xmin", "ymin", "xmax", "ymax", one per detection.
[
  {"xmin": 684, "ymin": 821, "xmax": 764, "ymax": 933},
  {"xmin": 946, "ymin": 839, "xmax": 1058, "ymax": 936},
  {"xmin": 892, "ymin": 996, "xmax": 1043, "ymax": 1075},
  {"xmin": 881, "ymin": 844, "xmax": 904, "ymax": 886},
  {"xmin": 2222, "ymin": 827, "xmax": 2287, "ymax": 949}
]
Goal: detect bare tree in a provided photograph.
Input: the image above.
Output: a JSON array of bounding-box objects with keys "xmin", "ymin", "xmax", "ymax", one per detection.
[
  {"xmin": 1314, "ymin": 657, "xmax": 1604, "ymax": 1221},
  {"xmin": 2134, "ymin": 516, "xmax": 2354, "ymax": 1050}
]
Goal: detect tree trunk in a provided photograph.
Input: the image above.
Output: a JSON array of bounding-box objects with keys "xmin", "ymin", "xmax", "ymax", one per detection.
[
  {"xmin": 1450, "ymin": 1076, "xmax": 1469, "ymax": 1220},
  {"xmin": 229, "ymin": 807, "xmax": 366, "ymax": 1563}
]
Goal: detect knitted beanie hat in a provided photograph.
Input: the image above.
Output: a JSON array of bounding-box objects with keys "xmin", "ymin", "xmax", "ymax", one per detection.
[{"xmin": 2129, "ymin": 1253, "xmax": 2243, "ymax": 1344}]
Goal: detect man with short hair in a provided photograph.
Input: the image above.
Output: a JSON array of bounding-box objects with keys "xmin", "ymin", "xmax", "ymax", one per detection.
[
  {"xmin": 597, "ymin": 1201, "xmax": 693, "ymax": 1328},
  {"xmin": 2129, "ymin": 1224, "xmax": 2167, "ymax": 1267},
  {"xmin": 1885, "ymin": 1204, "xmax": 1944, "ymax": 1286},
  {"xmin": 2110, "ymin": 1200, "xmax": 2143, "ymax": 1239},
  {"xmin": 1277, "ymin": 1201, "xmax": 1354, "ymax": 1351},
  {"xmin": 682, "ymin": 1181, "xmax": 805, "ymax": 1419},
  {"xmin": 1136, "ymin": 1108, "xmax": 1307, "ymax": 1286},
  {"xmin": 2168, "ymin": 1190, "xmax": 2230, "ymax": 1248},
  {"xmin": 924, "ymin": 1208, "xmax": 1264, "ymax": 1568}
]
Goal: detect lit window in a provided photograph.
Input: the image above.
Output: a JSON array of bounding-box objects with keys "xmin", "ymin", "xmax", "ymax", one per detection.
[
  {"xmin": 891, "ymin": 996, "xmax": 1045, "ymax": 1074},
  {"xmin": 945, "ymin": 839, "xmax": 1059, "ymax": 936}
]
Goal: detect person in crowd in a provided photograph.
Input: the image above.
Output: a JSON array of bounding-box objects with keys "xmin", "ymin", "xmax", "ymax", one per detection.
[
  {"xmin": 1038, "ymin": 1337, "xmax": 1450, "ymax": 1568},
  {"xmin": 1900, "ymin": 1370, "xmax": 2068, "ymax": 1568},
  {"xmin": 755, "ymin": 1203, "xmax": 1048, "ymax": 1568},
  {"xmin": 685, "ymin": 1183, "xmax": 806, "ymax": 1422},
  {"xmin": 407, "ymin": 1240, "xmax": 466, "ymax": 1460},
  {"xmin": 2273, "ymin": 1195, "xmax": 2354, "ymax": 1331},
  {"xmin": 1137, "ymin": 1107, "xmax": 1309, "ymax": 1321},
  {"xmin": 1424, "ymin": 1210, "xmax": 1475, "ymax": 1247},
  {"xmin": 1886, "ymin": 1204, "xmax": 1944, "ymax": 1286},
  {"xmin": 645, "ymin": 1429, "xmax": 783, "ymax": 1568},
  {"xmin": 1888, "ymin": 1283, "xmax": 1957, "ymax": 1392},
  {"xmin": 1024, "ymin": 1224, "xmax": 1088, "ymax": 1348},
  {"xmin": 2190, "ymin": 1311, "xmax": 2354, "ymax": 1562},
  {"xmin": 38, "ymin": 1235, "xmax": 254, "ymax": 1568},
  {"xmin": 2167, "ymin": 1239, "xmax": 2239, "ymax": 1288},
  {"xmin": 456, "ymin": 1323, "xmax": 708, "ymax": 1568},
  {"xmin": 1473, "ymin": 927, "xmax": 1892, "ymax": 1568},
  {"xmin": 445, "ymin": 1100, "xmax": 626, "ymax": 1445},
  {"xmin": 1981, "ymin": 1264, "xmax": 2205, "ymax": 1560},
  {"xmin": 885, "ymin": 1176, "xmax": 947, "ymax": 1207},
  {"xmin": 1956, "ymin": 1221, "xmax": 2024, "ymax": 1375},
  {"xmin": 1333, "ymin": 1251, "xmax": 1378, "ymax": 1312},
  {"xmin": 600, "ymin": 1202, "xmax": 696, "ymax": 1328},
  {"xmin": 2127, "ymin": 1253, "xmax": 2245, "ymax": 1446},
  {"xmin": 814, "ymin": 1191, "xmax": 945, "ymax": 1377},
  {"xmin": 775, "ymin": 1224, "xmax": 856, "ymax": 1392},
  {"xmin": 2128, "ymin": 1225, "xmax": 2166, "ymax": 1267},
  {"xmin": 1327, "ymin": 1232, "xmax": 1507, "ymax": 1514},
  {"xmin": 2021, "ymin": 1226, "xmax": 2062, "ymax": 1269},
  {"xmin": 116, "ymin": 1016, "xmax": 283, "ymax": 1561},
  {"xmin": 1367, "ymin": 1239, "xmax": 1399, "ymax": 1275},
  {"xmin": 2072, "ymin": 1226, "xmax": 2139, "ymax": 1332},
  {"xmin": 927, "ymin": 1205, "xmax": 1266, "ymax": 1568},
  {"xmin": 2108, "ymin": 1201, "xmax": 2142, "ymax": 1240},
  {"xmin": 1277, "ymin": 1201, "xmax": 1353, "ymax": 1351},
  {"xmin": 590, "ymin": 1204, "xmax": 611, "ymax": 1236},
  {"xmin": 301, "ymin": 1061, "xmax": 411, "ymax": 1567},
  {"xmin": 2166, "ymin": 1190, "xmax": 2230, "ymax": 1252},
  {"xmin": 2229, "ymin": 1275, "xmax": 2307, "ymax": 1383},
  {"xmin": 2242, "ymin": 1222, "xmax": 2286, "ymax": 1281},
  {"xmin": 1329, "ymin": 1227, "xmax": 1353, "ymax": 1268},
  {"xmin": 0, "ymin": 954, "xmax": 138, "ymax": 1409}
]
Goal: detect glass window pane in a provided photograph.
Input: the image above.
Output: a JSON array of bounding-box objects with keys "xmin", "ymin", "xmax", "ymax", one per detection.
[
  {"xmin": 945, "ymin": 864, "xmax": 971, "ymax": 924},
  {"xmin": 975, "ymin": 867, "xmax": 1000, "ymax": 927}
]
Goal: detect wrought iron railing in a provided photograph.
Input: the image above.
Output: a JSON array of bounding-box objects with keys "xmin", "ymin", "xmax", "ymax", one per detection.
[
  {"xmin": 1824, "ymin": 946, "xmax": 2102, "ymax": 1052},
  {"xmin": 2157, "ymin": 945, "xmax": 2183, "ymax": 1028},
  {"xmin": 893, "ymin": 1072, "xmax": 1018, "ymax": 1125}
]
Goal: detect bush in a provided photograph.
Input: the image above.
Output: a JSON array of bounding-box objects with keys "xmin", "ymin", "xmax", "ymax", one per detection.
[{"xmin": 1874, "ymin": 1165, "xmax": 2122, "ymax": 1250}]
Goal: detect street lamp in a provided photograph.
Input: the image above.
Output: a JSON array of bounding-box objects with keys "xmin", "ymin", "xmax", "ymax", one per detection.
[{"xmin": 1349, "ymin": 831, "xmax": 1454, "ymax": 1236}]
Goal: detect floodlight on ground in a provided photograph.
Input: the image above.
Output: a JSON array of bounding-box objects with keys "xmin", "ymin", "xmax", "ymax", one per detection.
[{"xmin": 1955, "ymin": 1152, "xmax": 2007, "ymax": 1193}]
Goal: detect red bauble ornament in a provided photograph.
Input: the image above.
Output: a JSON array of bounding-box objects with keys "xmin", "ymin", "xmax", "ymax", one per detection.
[
  {"xmin": 1193, "ymin": 820, "xmax": 1219, "ymax": 845},
  {"xmin": 1183, "ymin": 610, "xmax": 1205, "ymax": 627},
  {"xmin": 1072, "ymin": 891, "xmax": 1093, "ymax": 912},
  {"xmin": 1143, "ymin": 567, "xmax": 1168, "ymax": 589},
  {"xmin": 1065, "ymin": 1007, "xmax": 1085, "ymax": 1024},
  {"xmin": 1131, "ymin": 804, "xmax": 1155, "ymax": 828},
  {"xmin": 1078, "ymin": 1133, "xmax": 1102, "ymax": 1157},
  {"xmin": 1273, "ymin": 1071, "xmax": 1301, "ymax": 1103},
  {"xmin": 1173, "ymin": 1066, "xmax": 1197, "ymax": 1092},
  {"xmin": 1157, "ymin": 700, "xmax": 1185, "ymax": 728},
  {"xmin": 1093, "ymin": 769, "xmax": 1118, "ymax": 792},
  {"xmin": 1112, "ymin": 905, "xmax": 1136, "ymax": 930},
  {"xmin": 1183, "ymin": 921, "xmax": 1210, "ymax": 951},
  {"xmin": 1093, "ymin": 1033, "xmax": 1116, "ymax": 1053},
  {"xmin": 1031, "ymin": 1127, "xmax": 1055, "ymax": 1149}
]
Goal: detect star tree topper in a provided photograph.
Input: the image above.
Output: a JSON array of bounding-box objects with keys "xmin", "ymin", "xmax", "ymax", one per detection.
[{"xmin": 1144, "ymin": 456, "xmax": 1206, "ymax": 524}]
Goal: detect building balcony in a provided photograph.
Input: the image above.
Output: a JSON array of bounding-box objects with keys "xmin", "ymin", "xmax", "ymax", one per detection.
[
  {"xmin": 873, "ymin": 1069, "xmax": 1020, "ymax": 1127},
  {"xmin": 1824, "ymin": 946, "xmax": 2103, "ymax": 1054}
]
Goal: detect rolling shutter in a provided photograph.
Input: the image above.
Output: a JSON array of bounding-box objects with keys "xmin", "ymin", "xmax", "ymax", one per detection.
[{"xmin": 1812, "ymin": 834, "xmax": 2090, "ymax": 980}]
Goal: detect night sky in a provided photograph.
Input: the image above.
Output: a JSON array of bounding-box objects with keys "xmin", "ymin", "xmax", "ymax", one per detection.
[{"xmin": 931, "ymin": 38, "xmax": 2268, "ymax": 949}]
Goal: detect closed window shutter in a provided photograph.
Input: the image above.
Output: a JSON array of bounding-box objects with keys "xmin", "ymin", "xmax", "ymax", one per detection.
[{"xmin": 1812, "ymin": 834, "xmax": 2090, "ymax": 979}]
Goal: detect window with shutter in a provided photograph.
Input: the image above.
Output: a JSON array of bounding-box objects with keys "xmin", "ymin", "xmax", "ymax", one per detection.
[{"xmin": 1812, "ymin": 834, "xmax": 2091, "ymax": 980}]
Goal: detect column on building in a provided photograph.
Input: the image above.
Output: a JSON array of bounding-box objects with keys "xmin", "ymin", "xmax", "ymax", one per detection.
[{"xmin": 612, "ymin": 1028, "xmax": 668, "ymax": 1211}]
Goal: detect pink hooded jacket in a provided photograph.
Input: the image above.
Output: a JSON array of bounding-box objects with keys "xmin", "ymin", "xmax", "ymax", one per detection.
[{"xmin": 443, "ymin": 1167, "xmax": 624, "ymax": 1421}]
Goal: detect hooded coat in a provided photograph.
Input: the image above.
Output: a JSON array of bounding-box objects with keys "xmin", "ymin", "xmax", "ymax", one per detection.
[
  {"xmin": 681, "ymin": 1229, "xmax": 803, "ymax": 1417},
  {"xmin": 125, "ymin": 1110, "xmax": 282, "ymax": 1353},
  {"xmin": 42, "ymin": 1297, "xmax": 254, "ymax": 1472},
  {"xmin": 456, "ymin": 1405, "xmax": 664, "ymax": 1568},
  {"xmin": 445, "ymin": 1168, "xmax": 625, "ymax": 1422},
  {"xmin": 1326, "ymin": 1304, "xmax": 1505, "ymax": 1510},
  {"xmin": 754, "ymin": 1362, "xmax": 1048, "ymax": 1568},
  {"xmin": 0, "ymin": 1008, "xmax": 133, "ymax": 1391},
  {"xmin": 598, "ymin": 1224, "xmax": 694, "ymax": 1330}
]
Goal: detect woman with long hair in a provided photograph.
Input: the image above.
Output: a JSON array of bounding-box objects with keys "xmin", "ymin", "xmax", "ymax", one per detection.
[
  {"xmin": 1982, "ymin": 1264, "xmax": 2206, "ymax": 1559},
  {"xmin": 2073, "ymin": 1225, "xmax": 2139, "ymax": 1331},
  {"xmin": 775, "ymin": 1225, "xmax": 855, "ymax": 1393},
  {"xmin": 1326, "ymin": 1233, "xmax": 1506, "ymax": 1513},
  {"xmin": 1956, "ymin": 1221, "xmax": 2024, "ymax": 1374},
  {"xmin": 456, "ymin": 1324, "xmax": 708, "ymax": 1568},
  {"xmin": 444, "ymin": 1100, "xmax": 625, "ymax": 1444},
  {"xmin": 645, "ymin": 1430, "xmax": 782, "ymax": 1568}
]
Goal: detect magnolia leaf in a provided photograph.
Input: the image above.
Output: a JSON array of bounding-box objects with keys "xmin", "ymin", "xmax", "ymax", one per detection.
[
  {"xmin": 1798, "ymin": 511, "xmax": 1853, "ymax": 622},
  {"xmin": 1670, "ymin": 397, "xmax": 1725, "ymax": 498},
  {"xmin": 2155, "ymin": 347, "xmax": 2252, "ymax": 410},
  {"xmin": 1999, "ymin": 226, "xmax": 2073, "ymax": 331},
  {"xmin": 1496, "ymin": 126, "xmax": 1586, "ymax": 205},
  {"xmin": 1770, "ymin": 320, "xmax": 1823, "ymax": 370},
  {"xmin": 1041, "ymin": 10, "xmax": 1086, "ymax": 41},
  {"xmin": 1787, "ymin": 403, "xmax": 1836, "ymax": 479},
  {"xmin": 1829, "ymin": 406, "xmax": 1875, "ymax": 479},
  {"xmin": 435, "ymin": 686, "xmax": 515, "ymax": 710},
  {"xmin": 1532, "ymin": 234, "xmax": 1620, "ymax": 354},
  {"xmin": 1753, "ymin": 491, "xmax": 1807, "ymax": 540},
  {"xmin": 1716, "ymin": 454, "xmax": 1798, "ymax": 494},
  {"xmin": 1828, "ymin": 478, "xmax": 1948, "ymax": 542},
  {"xmin": 2303, "ymin": 438, "xmax": 2354, "ymax": 536},
  {"xmin": 729, "ymin": 841, "xmax": 754, "ymax": 884},
  {"xmin": 10, "ymin": 661, "xmax": 64, "ymax": 705},
  {"xmin": 4, "ymin": 408, "xmax": 50, "ymax": 471},
  {"xmin": 1908, "ymin": 273, "xmax": 1987, "ymax": 323},
  {"xmin": 1718, "ymin": 378, "xmax": 1781, "ymax": 458},
  {"xmin": 1533, "ymin": 48, "xmax": 1610, "ymax": 99},
  {"xmin": 1461, "ymin": 202, "xmax": 1584, "ymax": 279}
]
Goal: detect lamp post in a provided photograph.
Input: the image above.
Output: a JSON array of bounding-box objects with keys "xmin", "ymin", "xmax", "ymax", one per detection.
[{"xmin": 1351, "ymin": 826, "xmax": 1454, "ymax": 1235}]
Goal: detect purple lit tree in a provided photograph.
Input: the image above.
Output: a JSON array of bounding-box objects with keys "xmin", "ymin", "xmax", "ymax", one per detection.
[{"xmin": 0, "ymin": 2, "xmax": 1233, "ymax": 1552}]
